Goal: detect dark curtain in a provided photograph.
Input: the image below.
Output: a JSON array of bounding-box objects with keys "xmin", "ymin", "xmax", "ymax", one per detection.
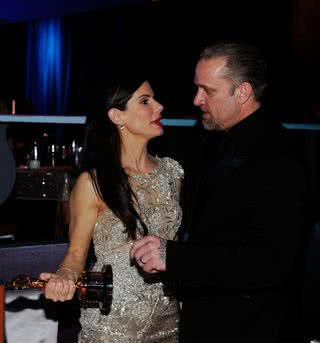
[{"xmin": 25, "ymin": 18, "xmax": 71, "ymax": 115}]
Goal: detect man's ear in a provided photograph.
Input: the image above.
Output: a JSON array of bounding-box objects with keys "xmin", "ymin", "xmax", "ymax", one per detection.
[
  {"xmin": 108, "ymin": 108, "xmax": 124, "ymax": 126},
  {"xmin": 237, "ymin": 82, "xmax": 253, "ymax": 104}
]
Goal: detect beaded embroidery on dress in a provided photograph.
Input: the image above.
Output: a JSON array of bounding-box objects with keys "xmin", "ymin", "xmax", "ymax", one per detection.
[{"xmin": 79, "ymin": 157, "xmax": 184, "ymax": 343}]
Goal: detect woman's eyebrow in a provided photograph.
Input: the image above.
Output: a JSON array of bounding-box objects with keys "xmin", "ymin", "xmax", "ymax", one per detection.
[{"xmin": 137, "ymin": 94, "xmax": 152, "ymax": 99}]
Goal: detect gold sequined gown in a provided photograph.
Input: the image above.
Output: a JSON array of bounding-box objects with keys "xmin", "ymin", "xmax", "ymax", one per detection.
[{"xmin": 79, "ymin": 157, "xmax": 184, "ymax": 343}]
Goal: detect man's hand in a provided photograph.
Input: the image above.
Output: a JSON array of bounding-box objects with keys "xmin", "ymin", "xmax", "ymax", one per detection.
[{"xmin": 130, "ymin": 235, "xmax": 167, "ymax": 273}]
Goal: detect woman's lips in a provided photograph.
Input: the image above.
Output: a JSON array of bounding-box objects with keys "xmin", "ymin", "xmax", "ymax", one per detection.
[{"xmin": 151, "ymin": 117, "xmax": 163, "ymax": 127}]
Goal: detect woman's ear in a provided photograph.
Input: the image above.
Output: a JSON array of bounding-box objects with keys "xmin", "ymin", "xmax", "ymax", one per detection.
[{"xmin": 107, "ymin": 108, "xmax": 124, "ymax": 126}]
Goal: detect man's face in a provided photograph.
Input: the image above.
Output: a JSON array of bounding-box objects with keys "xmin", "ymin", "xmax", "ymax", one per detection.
[{"xmin": 193, "ymin": 57, "xmax": 242, "ymax": 131}]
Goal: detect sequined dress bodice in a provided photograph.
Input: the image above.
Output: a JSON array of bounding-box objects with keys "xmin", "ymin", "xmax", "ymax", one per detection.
[{"xmin": 79, "ymin": 157, "xmax": 184, "ymax": 343}]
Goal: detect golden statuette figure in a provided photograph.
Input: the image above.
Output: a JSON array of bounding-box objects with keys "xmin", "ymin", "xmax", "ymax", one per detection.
[{"xmin": 6, "ymin": 264, "xmax": 113, "ymax": 315}]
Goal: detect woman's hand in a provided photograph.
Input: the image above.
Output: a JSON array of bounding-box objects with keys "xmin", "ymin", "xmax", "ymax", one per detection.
[
  {"xmin": 39, "ymin": 272, "xmax": 77, "ymax": 302},
  {"xmin": 130, "ymin": 235, "xmax": 167, "ymax": 273}
]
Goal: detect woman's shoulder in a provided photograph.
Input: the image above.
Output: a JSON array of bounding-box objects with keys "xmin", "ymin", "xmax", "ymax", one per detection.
[
  {"xmin": 75, "ymin": 171, "xmax": 110, "ymax": 214},
  {"xmin": 75, "ymin": 171, "xmax": 95, "ymax": 189},
  {"xmin": 71, "ymin": 171, "xmax": 100, "ymax": 205},
  {"xmin": 158, "ymin": 156, "xmax": 184, "ymax": 179}
]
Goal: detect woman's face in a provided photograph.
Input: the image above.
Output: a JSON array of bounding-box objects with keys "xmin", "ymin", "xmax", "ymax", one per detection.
[{"xmin": 121, "ymin": 81, "xmax": 164, "ymax": 139}]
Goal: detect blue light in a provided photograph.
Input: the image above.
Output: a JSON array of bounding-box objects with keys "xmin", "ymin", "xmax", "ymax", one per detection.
[{"xmin": 26, "ymin": 18, "xmax": 70, "ymax": 115}]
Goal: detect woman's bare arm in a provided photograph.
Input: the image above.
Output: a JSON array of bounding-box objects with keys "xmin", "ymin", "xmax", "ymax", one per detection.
[{"xmin": 40, "ymin": 171, "xmax": 101, "ymax": 301}]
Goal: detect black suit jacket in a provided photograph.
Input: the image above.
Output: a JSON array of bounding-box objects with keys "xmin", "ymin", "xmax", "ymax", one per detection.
[{"xmin": 166, "ymin": 108, "xmax": 310, "ymax": 343}]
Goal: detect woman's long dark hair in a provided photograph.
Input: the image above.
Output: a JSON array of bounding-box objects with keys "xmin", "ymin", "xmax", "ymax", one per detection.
[{"xmin": 81, "ymin": 75, "xmax": 149, "ymax": 240}]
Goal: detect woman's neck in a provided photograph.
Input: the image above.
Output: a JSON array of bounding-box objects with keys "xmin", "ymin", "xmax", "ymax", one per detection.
[{"xmin": 121, "ymin": 139, "xmax": 156, "ymax": 175}]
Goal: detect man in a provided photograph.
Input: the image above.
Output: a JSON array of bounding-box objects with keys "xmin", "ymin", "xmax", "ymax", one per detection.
[{"xmin": 131, "ymin": 41, "xmax": 310, "ymax": 342}]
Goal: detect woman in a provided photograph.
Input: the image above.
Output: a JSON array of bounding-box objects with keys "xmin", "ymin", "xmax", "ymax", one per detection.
[{"xmin": 40, "ymin": 74, "xmax": 183, "ymax": 342}]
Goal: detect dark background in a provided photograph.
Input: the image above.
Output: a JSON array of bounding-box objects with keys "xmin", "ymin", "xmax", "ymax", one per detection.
[{"xmin": 0, "ymin": 0, "xmax": 319, "ymax": 121}]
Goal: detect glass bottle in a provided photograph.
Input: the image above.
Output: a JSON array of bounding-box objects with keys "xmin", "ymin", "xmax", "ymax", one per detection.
[{"xmin": 28, "ymin": 140, "xmax": 40, "ymax": 169}]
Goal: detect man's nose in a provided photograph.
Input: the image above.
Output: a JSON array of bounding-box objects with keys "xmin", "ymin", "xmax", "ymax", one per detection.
[{"xmin": 193, "ymin": 90, "xmax": 203, "ymax": 106}]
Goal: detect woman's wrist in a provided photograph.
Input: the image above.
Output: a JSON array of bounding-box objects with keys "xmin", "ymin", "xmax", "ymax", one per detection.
[{"xmin": 56, "ymin": 267, "xmax": 78, "ymax": 282}]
